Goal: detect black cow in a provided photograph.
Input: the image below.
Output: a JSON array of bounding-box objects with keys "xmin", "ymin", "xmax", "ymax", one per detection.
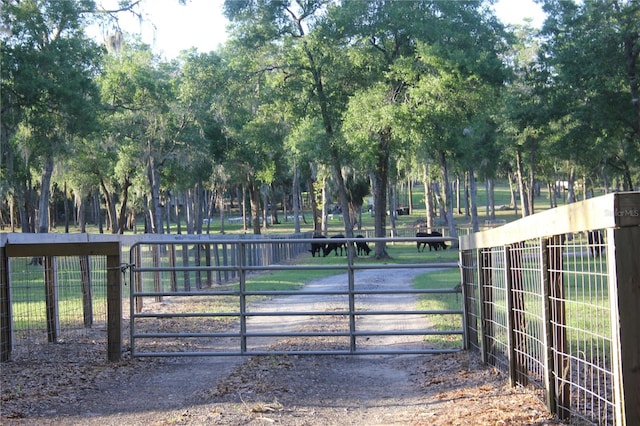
[
  {"xmin": 416, "ymin": 231, "xmax": 447, "ymax": 252},
  {"xmin": 309, "ymin": 234, "xmax": 327, "ymax": 257},
  {"xmin": 587, "ymin": 230, "xmax": 604, "ymax": 257},
  {"xmin": 355, "ymin": 235, "xmax": 371, "ymax": 256},
  {"xmin": 323, "ymin": 234, "xmax": 346, "ymax": 257}
]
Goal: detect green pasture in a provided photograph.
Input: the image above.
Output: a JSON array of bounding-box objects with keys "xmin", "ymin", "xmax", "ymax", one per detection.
[{"xmin": 412, "ymin": 268, "xmax": 463, "ymax": 349}]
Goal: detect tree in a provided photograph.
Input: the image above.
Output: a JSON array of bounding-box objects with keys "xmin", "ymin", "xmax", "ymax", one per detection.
[
  {"xmin": 335, "ymin": 0, "xmax": 507, "ymax": 249},
  {"xmin": 342, "ymin": 83, "xmax": 400, "ymax": 257},
  {"xmin": 224, "ymin": 0, "xmax": 358, "ymax": 239},
  {"xmin": 1, "ymin": 0, "xmax": 103, "ymax": 233},
  {"xmin": 537, "ymin": 0, "xmax": 640, "ymax": 191}
]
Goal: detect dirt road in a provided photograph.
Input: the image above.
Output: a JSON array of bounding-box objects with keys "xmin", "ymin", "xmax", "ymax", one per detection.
[{"xmin": 1, "ymin": 269, "xmax": 560, "ymax": 425}]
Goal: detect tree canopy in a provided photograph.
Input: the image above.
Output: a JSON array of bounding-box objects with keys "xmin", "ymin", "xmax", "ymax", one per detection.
[{"xmin": 1, "ymin": 0, "xmax": 639, "ymax": 240}]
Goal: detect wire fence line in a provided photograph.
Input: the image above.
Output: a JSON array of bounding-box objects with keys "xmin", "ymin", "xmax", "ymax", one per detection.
[
  {"xmin": 0, "ymin": 233, "xmax": 315, "ymax": 363},
  {"xmin": 0, "ymin": 232, "xmax": 456, "ymax": 362},
  {"xmin": 459, "ymin": 192, "xmax": 640, "ymax": 426}
]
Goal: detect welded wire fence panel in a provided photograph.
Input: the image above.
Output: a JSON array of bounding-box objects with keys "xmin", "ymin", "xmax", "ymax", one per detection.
[
  {"xmin": 465, "ymin": 231, "xmax": 615, "ymax": 425},
  {"xmin": 548, "ymin": 231, "xmax": 614, "ymax": 424},
  {"xmin": 480, "ymin": 246, "xmax": 510, "ymax": 372},
  {"xmin": 7, "ymin": 255, "xmax": 109, "ymax": 359},
  {"xmin": 507, "ymin": 241, "xmax": 546, "ymax": 389}
]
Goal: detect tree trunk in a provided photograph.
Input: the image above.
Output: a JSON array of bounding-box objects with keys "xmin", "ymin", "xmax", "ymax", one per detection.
[
  {"xmin": 464, "ymin": 173, "xmax": 470, "ymax": 219},
  {"xmin": 508, "ymin": 171, "xmax": 518, "ymax": 216},
  {"xmin": 422, "ymin": 164, "xmax": 434, "ymax": 231},
  {"xmin": 261, "ymin": 184, "xmax": 269, "ymax": 231},
  {"xmin": 407, "ymin": 177, "xmax": 413, "ymax": 215},
  {"xmin": 165, "ymin": 193, "xmax": 172, "ymax": 234},
  {"xmin": 469, "ymin": 166, "xmax": 479, "ymax": 232},
  {"xmin": 488, "ymin": 177, "xmax": 495, "ymax": 221},
  {"xmin": 321, "ymin": 177, "xmax": 328, "ymax": 234},
  {"xmin": 308, "ymin": 176, "xmax": 321, "ymax": 233},
  {"xmin": 516, "ymin": 150, "xmax": 529, "ymax": 217},
  {"xmin": 567, "ymin": 166, "xmax": 576, "ymax": 204},
  {"xmin": 293, "ymin": 164, "xmax": 301, "ymax": 233},
  {"xmin": 98, "ymin": 178, "xmax": 117, "ymax": 234},
  {"xmin": 547, "ymin": 181, "xmax": 555, "ymax": 208},
  {"xmin": 195, "ymin": 181, "xmax": 204, "ymax": 234},
  {"xmin": 456, "ymin": 176, "xmax": 462, "ymax": 215},
  {"xmin": 74, "ymin": 191, "xmax": 85, "ymax": 232},
  {"xmin": 116, "ymin": 177, "xmax": 132, "ymax": 234},
  {"xmin": 175, "ymin": 191, "xmax": 182, "ymax": 234},
  {"xmin": 185, "ymin": 189, "xmax": 195, "ymax": 234},
  {"xmin": 63, "ymin": 182, "xmax": 70, "ymax": 233},
  {"xmin": 147, "ymin": 156, "xmax": 163, "ymax": 234},
  {"xmin": 439, "ymin": 151, "xmax": 458, "ymax": 245},
  {"xmin": 388, "ymin": 177, "xmax": 396, "ymax": 237},
  {"xmin": 373, "ymin": 130, "xmax": 391, "ymax": 258},
  {"xmin": 93, "ymin": 189, "xmax": 103, "ymax": 233},
  {"xmin": 217, "ymin": 189, "xmax": 226, "ymax": 234},
  {"xmin": 528, "ymin": 145, "xmax": 536, "ymax": 214},
  {"xmin": 248, "ymin": 182, "xmax": 261, "ymax": 235},
  {"xmin": 37, "ymin": 156, "xmax": 54, "ymax": 233}
]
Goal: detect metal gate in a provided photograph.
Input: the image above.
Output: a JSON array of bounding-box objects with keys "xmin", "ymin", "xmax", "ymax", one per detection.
[{"xmin": 128, "ymin": 237, "xmax": 462, "ymax": 357}]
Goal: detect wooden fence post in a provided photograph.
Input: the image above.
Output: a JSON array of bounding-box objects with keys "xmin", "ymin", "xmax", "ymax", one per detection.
[
  {"xmin": 0, "ymin": 245, "xmax": 11, "ymax": 362},
  {"xmin": 548, "ymin": 234, "xmax": 570, "ymax": 420},
  {"xmin": 44, "ymin": 256, "xmax": 59, "ymax": 343},
  {"xmin": 540, "ymin": 237, "xmax": 556, "ymax": 414},
  {"xmin": 503, "ymin": 244, "xmax": 519, "ymax": 387},
  {"xmin": 79, "ymin": 255, "xmax": 93, "ymax": 328},
  {"xmin": 607, "ymin": 225, "xmax": 640, "ymax": 425},
  {"xmin": 106, "ymin": 248, "xmax": 122, "ymax": 362}
]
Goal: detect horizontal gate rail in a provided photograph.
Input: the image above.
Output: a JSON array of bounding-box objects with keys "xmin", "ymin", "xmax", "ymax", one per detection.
[{"xmin": 129, "ymin": 236, "xmax": 462, "ymax": 358}]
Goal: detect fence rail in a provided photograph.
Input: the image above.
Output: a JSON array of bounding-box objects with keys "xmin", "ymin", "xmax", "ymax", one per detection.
[{"xmin": 459, "ymin": 192, "xmax": 640, "ymax": 426}]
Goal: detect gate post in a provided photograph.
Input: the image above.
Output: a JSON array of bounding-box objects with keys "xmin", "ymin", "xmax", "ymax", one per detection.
[
  {"xmin": 504, "ymin": 245, "xmax": 516, "ymax": 386},
  {"xmin": 607, "ymin": 225, "xmax": 640, "ymax": 425},
  {"xmin": 44, "ymin": 256, "xmax": 60, "ymax": 343},
  {"xmin": 540, "ymin": 237, "xmax": 556, "ymax": 414},
  {"xmin": 107, "ymin": 246, "xmax": 122, "ymax": 362},
  {"xmin": 548, "ymin": 234, "xmax": 569, "ymax": 420},
  {"xmin": 0, "ymin": 243, "xmax": 11, "ymax": 362}
]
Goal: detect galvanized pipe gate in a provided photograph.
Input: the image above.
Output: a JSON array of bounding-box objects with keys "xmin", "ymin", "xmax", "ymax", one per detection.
[{"xmin": 128, "ymin": 237, "xmax": 462, "ymax": 357}]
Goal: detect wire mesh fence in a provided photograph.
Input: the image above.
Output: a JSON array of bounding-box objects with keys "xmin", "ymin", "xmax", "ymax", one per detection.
[
  {"xmin": 458, "ymin": 192, "xmax": 640, "ymax": 425},
  {"xmin": 1, "ymin": 234, "xmax": 316, "ymax": 363},
  {"xmin": 8, "ymin": 255, "xmax": 110, "ymax": 348},
  {"xmin": 462, "ymin": 231, "xmax": 615, "ymax": 424}
]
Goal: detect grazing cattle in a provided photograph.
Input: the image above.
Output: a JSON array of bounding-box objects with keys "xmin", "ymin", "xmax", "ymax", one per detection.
[
  {"xmin": 323, "ymin": 234, "xmax": 346, "ymax": 257},
  {"xmin": 309, "ymin": 234, "xmax": 327, "ymax": 257},
  {"xmin": 416, "ymin": 231, "xmax": 447, "ymax": 252},
  {"xmin": 587, "ymin": 230, "xmax": 604, "ymax": 257},
  {"xmin": 355, "ymin": 235, "xmax": 371, "ymax": 256}
]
